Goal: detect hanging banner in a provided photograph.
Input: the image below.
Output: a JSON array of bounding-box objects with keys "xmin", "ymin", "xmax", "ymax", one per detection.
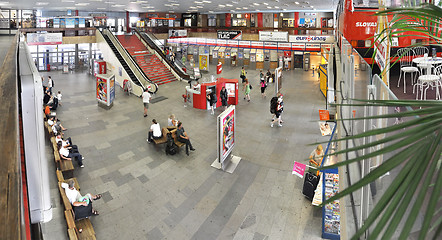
[
  {"xmin": 66, "ymin": 18, "xmax": 75, "ymax": 28},
  {"xmin": 217, "ymin": 30, "xmax": 242, "ymax": 40},
  {"xmin": 264, "ymin": 42, "xmax": 278, "ymax": 50},
  {"xmin": 27, "ymin": 33, "xmax": 63, "ymax": 45},
  {"xmin": 278, "ymin": 42, "xmax": 292, "ymax": 51},
  {"xmin": 291, "ymin": 43, "xmax": 305, "ymax": 51},
  {"xmin": 169, "ymin": 29, "xmax": 187, "ymax": 38},
  {"xmin": 259, "ymin": 31, "xmax": 289, "ymax": 42},
  {"xmin": 250, "ymin": 41, "xmax": 264, "ymax": 49}
]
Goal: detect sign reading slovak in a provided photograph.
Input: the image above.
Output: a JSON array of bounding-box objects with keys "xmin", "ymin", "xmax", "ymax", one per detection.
[{"xmin": 217, "ymin": 30, "xmax": 242, "ymax": 40}]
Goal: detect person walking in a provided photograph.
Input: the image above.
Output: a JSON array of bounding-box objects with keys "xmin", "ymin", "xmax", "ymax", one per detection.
[
  {"xmin": 142, "ymin": 87, "xmax": 152, "ymax": 117},
  {"xmin": 243, "ymin": 79, "xmax": 251, "ymax": 102},
  {"xmin": 240, "ymin": 67, "xmax": 247, "ymax": 83},
  {"xmin": 176, "ymin": 121, "xmax": 195, "ymax": 156},
  {"xmin": 271, "ymin": 94, "xmax": 284, "ymax": 127},
  {"xmin": 220, "ymin": 86, "xmax": 228, "ymax": 110},
  {"xmin": 260, "ymin": 79, "xmax": 267, "ymax": 98},
  {"xmin": 206, "ymin": 90, "xmax": 216, "ymax": 114},
  {"xmin": 48, "ymin": 76, "xmax": 54, "ymax": 94}
]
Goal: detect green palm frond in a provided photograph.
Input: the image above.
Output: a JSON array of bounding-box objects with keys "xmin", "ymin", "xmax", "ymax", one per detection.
[{"xmin": 319, "ymin": 99, "xmax": 442, "ymax": 240}]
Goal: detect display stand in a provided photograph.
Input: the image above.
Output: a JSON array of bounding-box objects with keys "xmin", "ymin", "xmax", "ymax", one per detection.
[
  {"xmin": 320, "ymin": 125, "xmax": 340, "ymax": 240},
  {"xmin": 211, "ymin": 106, "xmax": 241, "ymax": 173},
  {"xmin": 96, "ymin": 73, "xmax": 115, "ymax": 109},
  {"xmin": 93, "ymin": 60, "xmax": 106, "ymax": 77}
]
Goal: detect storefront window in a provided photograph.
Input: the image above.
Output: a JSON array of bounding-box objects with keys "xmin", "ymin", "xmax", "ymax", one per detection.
[
  {"xmin": 184, "ymin": 19, "xmax": 192, "ymax": 27},
  {"xmin": 208, "ymin": 18, "xmax": 216, "ymax": 27},
  {"xmin": 232, "ymin": 19, "xmax": 246, "ymax": 27}
]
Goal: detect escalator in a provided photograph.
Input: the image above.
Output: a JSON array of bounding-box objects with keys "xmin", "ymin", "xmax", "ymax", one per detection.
[
  {"xmin": 99, "ymin": 29, "xmax": 158, "ymax": 94},
  {"xmin": 134, "ymin": 29, "xmax": 194, "ymax": 82}
]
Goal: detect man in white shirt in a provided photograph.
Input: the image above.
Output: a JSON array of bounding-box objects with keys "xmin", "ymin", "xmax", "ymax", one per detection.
[
  {"xmin": 59, "ymin": 142, "xmax": 85, "ymax": 168},
  {"xmin": 142, "ymin": 87, "xmax": 152, "ymax": 117},
  {"xmin": 147, "ymin": 119, "xmax": 162, "ymax": 143},
  {"xmin": 48, "ymin": 76, "xmax": 53, "ymax": 94},
  {"xmin": 62, "ymin": 180, "xmax": 101, "ymax": 220}
]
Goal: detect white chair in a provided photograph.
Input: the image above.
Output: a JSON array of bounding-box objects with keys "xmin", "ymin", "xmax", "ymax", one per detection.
[
  {"xmin": 416, "ymin": 65, "xmax": 441, "ymax": 100},
  {"xmin": 397, "ymin": 48, "xmax": 419, "ymax": 93},
  {"xmin": 412, "ymin": 46, "xmax": 429, "ymax": 58}
]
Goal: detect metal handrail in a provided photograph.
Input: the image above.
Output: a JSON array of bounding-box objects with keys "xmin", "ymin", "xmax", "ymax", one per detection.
[
  {"xmin": 101, "ymin": 28, "xmax": 158, "ymax": 93},
  {"xmin": 135, "ymin": 29, "xmax": 193, "ymax": 81}
]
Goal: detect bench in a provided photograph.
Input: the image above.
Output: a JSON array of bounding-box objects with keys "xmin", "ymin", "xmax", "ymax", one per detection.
[
  {"xmin": 58, "ymin": 180, "xmax": 96, "ymax": 240},
  {"xmin": 151, "ymin": 127, "xmax": 169, "ymax": 145},
  {"xmin": 169, "ymin": 129, "xmax": 185, "ymax": 148}
]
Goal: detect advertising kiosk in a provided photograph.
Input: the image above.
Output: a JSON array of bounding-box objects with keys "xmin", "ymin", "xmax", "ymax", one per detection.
[
  {"xmin": 96, "ymin": 73, "xmax": 115, "ymax": 108},
  {"xmin": 94, "ymin": 59, "xmax": 106, "ymax": 77},
  {"xmin": 185, "ymin": 77, "xmax": 239, "ymax": 110}
]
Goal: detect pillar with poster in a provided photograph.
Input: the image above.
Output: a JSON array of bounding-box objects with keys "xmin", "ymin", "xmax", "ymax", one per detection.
[
  {"xmin": 212, "ymin": 105, "xmax": 241, "ymax": 173},
  {"xmin": 96, "ymin": 73, "xmax": 115, "ymax": 108}
]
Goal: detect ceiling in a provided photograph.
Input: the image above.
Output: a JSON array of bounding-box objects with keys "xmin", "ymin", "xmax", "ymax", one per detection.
[{"xmin": 0, "ymin": 0, "xmax": 338, "ymax": 14}]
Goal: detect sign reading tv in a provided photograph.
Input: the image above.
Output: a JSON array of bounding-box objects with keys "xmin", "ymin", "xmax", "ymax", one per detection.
[{"xmin": 217, "ymin": 31, "xmax": 242, "ymax": 40}]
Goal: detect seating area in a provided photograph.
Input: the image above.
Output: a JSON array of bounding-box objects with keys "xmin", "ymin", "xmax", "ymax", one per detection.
[
  {"xmin": 44, "ymin": 114, "xmax": 96, "ymax": 239},
  {"xmin": 396, "ymin": 46, "xmax": 442, "ymax": 100},
  {"xmin": 151, "ymin": 127, "xmax": 185, "ymax": 150}
]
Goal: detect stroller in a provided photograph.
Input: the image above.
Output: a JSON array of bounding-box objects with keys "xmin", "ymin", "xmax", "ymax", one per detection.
[{"xmin": 123, "ymin": 79, "xmax": 132, "ymax": 95}]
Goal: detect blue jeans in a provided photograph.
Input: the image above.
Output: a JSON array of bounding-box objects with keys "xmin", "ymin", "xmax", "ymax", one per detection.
[{"xmin": 68, "ymin": 152, "xmax": 83, "ymax": 166}]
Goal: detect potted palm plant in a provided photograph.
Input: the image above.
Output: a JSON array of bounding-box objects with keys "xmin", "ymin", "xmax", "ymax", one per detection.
[{"xmin": 320, "ymin": 3, "xmax": 442, "ymax": 240}]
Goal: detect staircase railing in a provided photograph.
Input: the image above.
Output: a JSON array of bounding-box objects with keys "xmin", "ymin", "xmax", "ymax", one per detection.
[
  {"xmin": 135, "ymin": 29, "xmax": 193, "ymax": 81},
  {"xmin": 100, "ymin": 28, "xmax": 158, "ymax": 93}
]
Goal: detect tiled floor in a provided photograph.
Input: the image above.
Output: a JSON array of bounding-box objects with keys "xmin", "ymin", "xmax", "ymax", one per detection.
[{"xmin": 40, "ymin": 63, "xmax": 329, "ymax": 239}]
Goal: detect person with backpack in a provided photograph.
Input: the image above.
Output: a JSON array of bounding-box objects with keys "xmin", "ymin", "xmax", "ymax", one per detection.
[
  {"xmin": 240, "ymin": 67, "xmax": 247, "ymax": 83},
  {"xmin": 176, "ymin": 121, "xmax": 195, "ymax": 156},
  {"xmin": 243, "ymin": 79, "xmax": 251, "ymax": 102},
  {"xmin": 270, "ymin": 93, "xmax": 284, "ymax": 127}
]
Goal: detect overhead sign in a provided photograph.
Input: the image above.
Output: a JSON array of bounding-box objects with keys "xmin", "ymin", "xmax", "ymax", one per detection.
[
  {"xmin": 259, "ymin": 31, "xmax": 288, "ymax": 42},
  {"xmin": 217, "ymin": 30, "xmax": 242, "ymax": 40},
  {"xmin": 289, "ymin": 35, "xmax": 333, "ymax": 43},
  {"xmin": 27, "ymin": 33, "xmax": 63, "ymax": 45}
]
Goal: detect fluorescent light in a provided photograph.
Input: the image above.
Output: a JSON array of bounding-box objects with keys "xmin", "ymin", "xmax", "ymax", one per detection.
[
  {"xmin": 226, "ymin": 4, "xmax": 233, "ymax": 7},
  {"xmin": 295, "ymin": 1, "xmax": 300, "ymax": 4},
  {"xmin": 263, "ymin": 3, "xmax": 269, "ymax": 5},
  {"xmin": 36, "ymin": 2, "xmax": 49, "ymax": 5},
  {"xmin": 112, "ymin": 4, "xmax": 125, "ymax": 7},
  {"xmin": 253, "ymin": 3, "xmax": 259, "ymax": 5},
  {"xmin": 75, "ymin": 2, "xmax": 90, "ymax": 6}
]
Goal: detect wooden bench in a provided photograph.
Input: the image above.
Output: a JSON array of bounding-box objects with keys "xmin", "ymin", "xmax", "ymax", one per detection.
[
  {"xmin": 54, "ymin": 148, "xmax": 75, "ymax": 179},
  {"xmin": 169, "ymin": 129, "xmax": 185, "ymax": 148},
  {"xmin": 151, "ymin": 127, "xmax": 169, "ymax": 145},
  {"xmin": 59, "ymin": 182, "xmax": 96, "ymax": 240},
  {"xmin": 64, "ymin": 210, "xmax": 96, "ymax": 240}
]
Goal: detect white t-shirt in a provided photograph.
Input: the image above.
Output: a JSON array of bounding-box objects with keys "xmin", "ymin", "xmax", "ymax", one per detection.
[
  {"xmin": 65, "ymin": 187, "xmax": 82, "ymax": 205},
  {"xmin": 59, "ymin": 147, "xmax": 69, "ymax": 157},
  {"xmin": 150, "ymin": 123, "xmax": 161, "ymax": 137},
  {"xmin": 56, "ymin": 136, "xmax": 63, "ymax": 144},
  {"xmin": 57, "ymin": 93, "xmax": 62, "ymax": 101},
  {"xmin": 48, "ymin": 119, "xmax": 54, "ymax": 126},
  {"xmin": 142, "ymin": 91, "xmax": 151, "ymax": 103},
  {"xmin": 48, "ymin": 78, "xmax": 53, "ymax": 88},
  {"xmin": 310, "ymin": 149, "xmax": 324, "ymax": 163}
]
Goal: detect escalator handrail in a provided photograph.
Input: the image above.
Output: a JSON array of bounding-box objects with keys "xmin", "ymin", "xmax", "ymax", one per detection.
[
  {"xmin": 135, "ymin": 29, "xmax": 192, "ymax": 81},
  {"xmin": 101, "ymin": 29, "xmax": 158, "ymax": 93}
]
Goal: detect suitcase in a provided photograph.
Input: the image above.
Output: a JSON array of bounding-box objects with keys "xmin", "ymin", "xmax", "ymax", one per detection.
[{"xmin": 302, "ymin": 172, "xmax": 320, "ymax": 200}]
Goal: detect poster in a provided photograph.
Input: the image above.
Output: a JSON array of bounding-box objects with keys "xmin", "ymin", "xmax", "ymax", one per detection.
[
  {"xmin": 318, "ymin": 121, "xmax": 332, "ymax": 136},
  {"xmin": 218, "ymin": 106, "xmax": 235, "ymax": 165},
  {"xmin": 323, "ymin": 173, "xmax": 341, "ymax": 235},
  {"xmin": 169, "ymin": 29, "xmax": 187, "ymax": 38},
  {"xmin": 199, "ymin": 54, "xmax": 209, "ymax": 71},
  {"xmin": 27, "ymin": 33, "xmax": 62, "ymax": 45},
  {"xmin": 109, "ymin": 75, "xmax": 115, "ymax": 104},
  {"xmin": 319, "ymin": 109, "xmax": 330, "ymax": 120},
  {"xmin": 217, "ymin": 30, "xmax": 242, "ymax": 40},
  {"xmin": 225, "ymin": 83, "xmax": 235, "ymax": 97},
  {"xmin": 292, "ymin": 161, "xmax": 306, "ymax": 178},
  {"xmin": 96, "ymin": 77, "xmax": 107, "ymax": 103}
]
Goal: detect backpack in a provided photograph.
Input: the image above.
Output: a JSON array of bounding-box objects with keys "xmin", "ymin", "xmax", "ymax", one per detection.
[
  {"xmin": 270, "ymin": 97, "xmax": 278, "ymax": 114},
  {"xmin": 165, "ymin": 133, "xmax": 178, "ymax": 155}
]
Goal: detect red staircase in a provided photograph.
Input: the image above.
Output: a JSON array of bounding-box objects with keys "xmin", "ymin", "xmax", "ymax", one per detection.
[{"xmin": 116, "ymin": 35, "xmax": 177, "ymax": 85}]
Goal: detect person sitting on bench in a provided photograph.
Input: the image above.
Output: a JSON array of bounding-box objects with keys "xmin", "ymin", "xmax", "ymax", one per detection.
[
  {"xmin": 176, "ymin": 121, "xmax": 195, "ymax": 156},
  {"xmin": 147, "ymin": 119, "xmax": 162, "ymax": 143},
  {"xmin": 58, "ymin": 142, "xmax": 85, "ymax": 168},
  {"xmin": 62, "ymin": 179, "xmax": 102, "ymax": 220}
]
